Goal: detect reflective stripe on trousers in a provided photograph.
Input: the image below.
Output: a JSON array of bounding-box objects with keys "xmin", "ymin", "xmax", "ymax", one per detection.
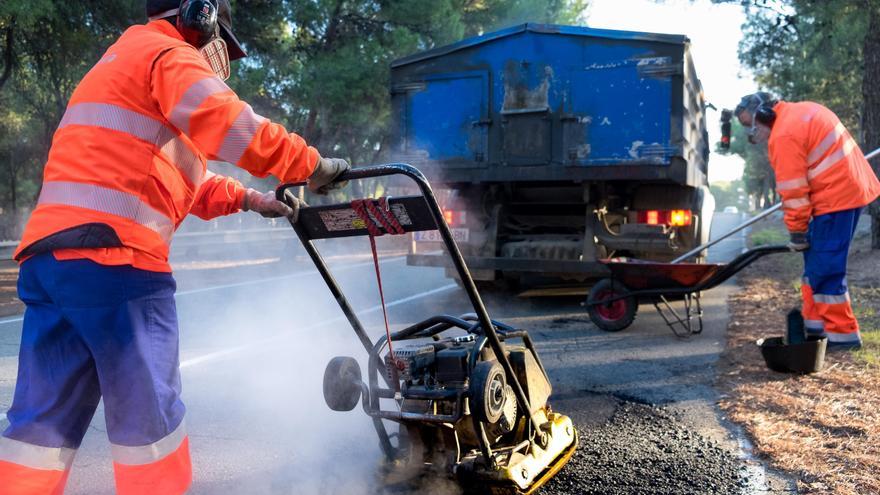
[
  {"xmin": 4, "ymin": 254, "xmax": 191, "ymax": 494},
  {"xmin": 112, "ymin": 421, "xmax": 191, "ymax": 495},
  {"xmin": 0, "ymin": 437, "xmax": 73, "ymax": 495},
  {"xmin": 802, "ymin": 208, "xmax": 862, "ymax": 342},
  {"xmin": 800, "ymin": 280, "xmax": 825, "ymax": 335},
  {"xmin": 0, "ymin": 433, "xmax": 191, "ymax": 495}
]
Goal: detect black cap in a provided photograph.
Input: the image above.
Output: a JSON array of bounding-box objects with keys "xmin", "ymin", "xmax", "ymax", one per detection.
[
  {"xmin": 145, "ymin": 0, "xmax": 247, "ymax": 60},
  {"xmin": 215, "ymin": 0, "xmax": 246, "ymax": 60},
  {"xmin": 734, "ymin": 92, "xmax": 778, "ymax": 118}
]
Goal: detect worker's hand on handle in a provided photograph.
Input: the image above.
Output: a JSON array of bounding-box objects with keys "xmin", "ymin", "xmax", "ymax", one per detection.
[
  {"xmin": 243, "ymin": 188, "xmax": 306, "ymax": 222},
  {"xmin": 787, "ymin": 231, "xmax": 810, "ymax": 252},
  {"xmin": 308, "ymin": 156, "xmax": 350, "ymax": 195}
]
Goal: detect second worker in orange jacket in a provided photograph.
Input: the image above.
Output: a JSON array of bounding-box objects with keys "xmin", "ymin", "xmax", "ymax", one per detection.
[{"xmin": 736, "ymin": 92, "xmax": 880, "ymax": 351}]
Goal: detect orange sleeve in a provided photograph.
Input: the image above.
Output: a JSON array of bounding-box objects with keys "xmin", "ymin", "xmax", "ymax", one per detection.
[
  {"xmin": 188, "ymin": 170, "xmax": 247, "ymax": 220},
  {"xmin": 150, "ymin": 47, "xmax": 319, "ymax": 184},
  {"xmin": 768, "ymin": 135, "xmax": 812, "ymax": 233}
]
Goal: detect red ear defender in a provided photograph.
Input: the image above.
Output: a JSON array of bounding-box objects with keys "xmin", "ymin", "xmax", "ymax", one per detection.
[{"xmin": 176, "ymin": 0, "xmax": 218, "ymax": 48}]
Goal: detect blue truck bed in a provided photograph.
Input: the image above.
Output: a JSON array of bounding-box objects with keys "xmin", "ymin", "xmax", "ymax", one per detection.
[{"xmin": 390, "ymin": 23, "xmax": 709, "ymax": 187}]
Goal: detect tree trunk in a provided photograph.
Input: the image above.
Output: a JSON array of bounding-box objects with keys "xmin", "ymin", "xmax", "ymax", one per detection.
[
  {"xmin": 303, "ymin": 107, "xmax": 318, "ymax": 141},
  {"xmin": 862, "ymin": 3, "xmax": 880, "ymax": 248},
  {"xmin": 0, "ymin": 20, "xmax": 13, "ymax": 93},
  {"xmin": 8, "ymin": 152, "xmax": 15, "ymax": 213}
]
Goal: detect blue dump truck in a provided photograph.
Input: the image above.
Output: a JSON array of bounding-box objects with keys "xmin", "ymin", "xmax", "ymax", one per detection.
[{"xmin": 392, "ymin": 23, "xmax": 714, "ymax": 286}]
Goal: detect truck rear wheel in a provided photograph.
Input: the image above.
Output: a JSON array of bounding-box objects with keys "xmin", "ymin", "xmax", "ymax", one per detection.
[{"xmin": 587, "ymin": 278, "xmax": 637, "ymax": 332}]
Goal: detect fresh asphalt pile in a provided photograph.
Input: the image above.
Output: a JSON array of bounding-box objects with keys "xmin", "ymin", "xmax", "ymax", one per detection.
[
  {"xmin": 382, "ymin": 394, "xmax": 747, "ymax": 495},
  {"xmin": 542, "ymin": 397, "xmax": 747, "ymax": 495}
]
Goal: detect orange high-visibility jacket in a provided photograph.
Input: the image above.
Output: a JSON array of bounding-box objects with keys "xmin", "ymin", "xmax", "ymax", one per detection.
[
  {"xmin": 768, "ymin": 101, "xmax": 880, "ymax": 233},
  {"xmin": 14, "ymin": 20, "xmax": 319, "ymax": 271}
]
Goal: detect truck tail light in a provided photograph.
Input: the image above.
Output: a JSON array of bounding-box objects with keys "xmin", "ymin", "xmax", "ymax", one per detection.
[
  {"xmin": 442, "ymin": 209, "xmax": 466, "ymax": 227},
  {"xmin": 636, "ymin": 209, "xmax": 692, "ymax": 227},
  {"xmin": 668, "ymin": 209, "xmax": 692, "ymax": 227},
  {"xmin": 443, "ymin": 209, "xmax": 454, "ymax": 225},
  {"xmin": 643, "ymin": 210, "xmax": 660, "ymax": 225}
]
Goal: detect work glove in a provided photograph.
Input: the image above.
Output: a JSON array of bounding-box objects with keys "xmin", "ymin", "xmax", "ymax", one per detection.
[
  {"xmin": 308, "ymin": 156, "xmax": 350, "ymax": 195},
  {"xmin": 788, "ymin": 231, "xmax": 810, "ymax": 252},
  {"xmin": 242, "ymin": 188, "xmax": 306, "ymax": 222}
]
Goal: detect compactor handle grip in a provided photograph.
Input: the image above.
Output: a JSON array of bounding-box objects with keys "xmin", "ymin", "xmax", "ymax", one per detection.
[{"xmin": 275, "ymin": 163, "xmax": 431, "ymax": 203}]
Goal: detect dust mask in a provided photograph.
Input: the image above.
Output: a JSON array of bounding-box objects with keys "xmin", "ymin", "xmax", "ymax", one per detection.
[
  {"xmin": 200, "ymin": 37, "xmax": 230, "ymax": 80},
  {"xmin": 747, "ymin": 119, "xmax": 771, "ymax": 145}
]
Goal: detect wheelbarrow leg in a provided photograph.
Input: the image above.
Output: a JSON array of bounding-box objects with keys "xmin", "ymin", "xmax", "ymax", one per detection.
[{"xmin": 653, "ymin": 294, "xmax": 701, "ymax": 338}]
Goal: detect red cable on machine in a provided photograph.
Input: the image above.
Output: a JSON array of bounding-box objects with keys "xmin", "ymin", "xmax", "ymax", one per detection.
[{"xmin": 351, "ymin": 198, "xmax": 406, "ymax": 369}]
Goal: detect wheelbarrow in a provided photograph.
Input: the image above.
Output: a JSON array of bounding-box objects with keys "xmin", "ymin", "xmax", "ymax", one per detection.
[
  {"xmin": 276, "ymin": 163, "xmax": 576, "ymax": 494},
  {"xmin": 586, "ymin": 204, "xmax": 790, "ymax": 336}
]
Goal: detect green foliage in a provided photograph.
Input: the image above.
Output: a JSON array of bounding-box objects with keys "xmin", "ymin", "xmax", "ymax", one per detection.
[
  {"xmin": 718, "ymin": 119, "xmax": 775, "ymax": 208},
  {"xmin": 853, "ymin": 288, "xmax": 880, "ymax": 365},
  {"xmin": 736, "ymin": 0, "xmax": 880, "ymax": 248},
  {"xmin": 233, "ymin": 0, "xmax": 588, "ymax": 166},
  {"xmin": 738, "ymin": 0, "xmax": 867, "ymax": 135},
  {"xmin": 709, "ymin": 179, "xmax": 748, "ymax": 211},
  {"xmin": 750, "ymin": 227, "xmax": 788, "ymax": 246},
  {"xmin": 0, "ymin": 0, "xmax": 141, "ymax": 239},
  {"xmin": 0, "ymin": 0, "xmax": 588, "ymax": 237}
]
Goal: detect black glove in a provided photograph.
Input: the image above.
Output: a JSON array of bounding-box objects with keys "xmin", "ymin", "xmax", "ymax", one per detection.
[
  {"xmin": 308, "ymin": 157, "xmax": 350, "ymax": 195},
  {"xmin": 788, "ymin": 231, "xmax": 809, "ymax": 251}
]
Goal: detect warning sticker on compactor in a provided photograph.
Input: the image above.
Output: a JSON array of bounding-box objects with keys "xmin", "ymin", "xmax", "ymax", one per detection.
[{"xmin": 319, "ymin": 203, "xmax": 413, "ymax": 232}]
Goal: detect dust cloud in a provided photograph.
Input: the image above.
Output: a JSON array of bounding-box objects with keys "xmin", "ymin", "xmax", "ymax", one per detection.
[{"xmin": 167, "ymin": 228, "xmax": 462, "ymax": 495}]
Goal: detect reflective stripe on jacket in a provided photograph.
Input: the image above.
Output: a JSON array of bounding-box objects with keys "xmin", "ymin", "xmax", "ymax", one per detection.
[
  {"xmin": 768, "ymin": 101, "xmax": 880, "ymax": 233},
  {"xmin": 14, "ymin": 21, "xmax": 318, "ymax": 270}
]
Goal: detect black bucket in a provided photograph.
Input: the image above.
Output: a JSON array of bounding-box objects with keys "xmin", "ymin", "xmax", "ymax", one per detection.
[{"xmin": 756, "ymin": 335, "xmax": 827, "ymax": 373}]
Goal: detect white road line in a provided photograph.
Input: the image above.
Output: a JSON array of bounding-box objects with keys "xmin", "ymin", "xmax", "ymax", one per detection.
[
  {"xmin": 180, "ymin": 282, "xmax": 458, "ymax": 369},
  {"xmin": 0, "ymin": 316, "xmax": 23, "ymax": 326},
  {"xmin": 0, "ymin": 256, "xmax": 408, "ymax": 325},
  {"xmin": 175, "ymin": 256, "xmax": 405, "ymax": 296}
]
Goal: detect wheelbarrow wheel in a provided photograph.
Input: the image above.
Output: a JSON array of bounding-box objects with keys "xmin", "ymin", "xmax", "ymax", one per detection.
[{"xmin": 587, "ymin": 278, "xmax": 637, "ymax": 332}]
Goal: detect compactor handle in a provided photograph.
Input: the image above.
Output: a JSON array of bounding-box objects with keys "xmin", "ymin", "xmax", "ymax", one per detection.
[
  {"xmin": 275, "ymin": 163, "xmax": 429, "ymax": 202},
  {"xmin": 274, "ymin": 163, "xmax": 545, "ymax": 433}
]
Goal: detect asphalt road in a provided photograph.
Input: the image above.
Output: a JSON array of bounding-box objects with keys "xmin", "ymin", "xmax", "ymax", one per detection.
[{"xmin": 0, "ymin": 212, "xmax": 794, "ymax": 494}]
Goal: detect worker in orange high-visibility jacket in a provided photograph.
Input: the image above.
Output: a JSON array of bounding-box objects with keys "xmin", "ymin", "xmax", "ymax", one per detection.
[
  {"xmin": 735, "ymin": 92, "xmax": 880, "ymax": 351},
  {"xmin": 0, "ymin": 1, "xmax": 350, "ymax": 494}
]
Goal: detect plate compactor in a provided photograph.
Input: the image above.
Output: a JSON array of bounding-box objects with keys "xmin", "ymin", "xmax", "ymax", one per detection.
[{"xmin": 277, "ymin": 164, "xmax": 576, "ymax": 494}]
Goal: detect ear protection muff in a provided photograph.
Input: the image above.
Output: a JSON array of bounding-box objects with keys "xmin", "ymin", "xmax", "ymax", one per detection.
[
  {"xmin": 177, "ymin": 0, "xmax": 218, "ymax": 48},
  {"xmin": 749, "ymin": 92, "xmax": 776, "ymax": 126},
  {"xmin": 755, "ymin": 104, "xmax": 776, "ymax": 126}
]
